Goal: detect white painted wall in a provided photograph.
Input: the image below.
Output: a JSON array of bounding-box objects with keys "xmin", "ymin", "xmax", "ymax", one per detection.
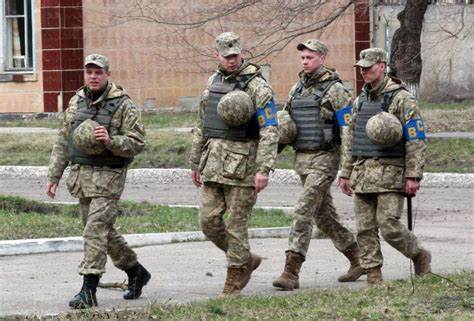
[{"xmin": 373, "ymin": 4, "xmax": 474, "ymax": 102}]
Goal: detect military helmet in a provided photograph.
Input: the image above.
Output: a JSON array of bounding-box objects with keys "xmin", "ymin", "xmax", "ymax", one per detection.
[
  {"xmin": 73, "ymin": 119, "xmax": 106, "ymax": 155},
  {"xmin": 277, "ymin": 110, "xmax": 297, "ymax": 144},
  {"xmin": 217, "ymin": 90, "xmax": 255, "ymax": 126},
  {"xmin": 366, "ymin": 112, "xmax": 403, "ymax": 147}
]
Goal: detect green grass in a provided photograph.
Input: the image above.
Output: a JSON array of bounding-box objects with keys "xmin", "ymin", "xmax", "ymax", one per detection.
[
  {"xmin": 422, "ymin": 104, "xmax": 474, "ymax": 132},
  {"xmin": 141, "ymin": 112, "xmax": 197, "ymax": 129},
  {"xmin": 275, "ymin": 145, "xmax": 295, "ymax": 169},
  {"xmin": 0, "ymin": 116, "xmax": 61, "ymax": 128},
  {"xmin": 134, "ymin": 132, "xmax": 193, "ymax": 168},
  {"xmin": 0, "ymin": 131, "xmax": 294, "ymax": 169},
  {"xmin": 0, "ymin": 132, "xmax": 194, "ymax": 168},
  {"xmin": 0, "ymin": 112, "xmax": 198, "ymax": 129},
  {"xmin": 0, "ymin": 195, "xmax": 292, "ymax": 240},
  {"xmin": 420, "ymin": 100, "xmax": 473, "ymax": 110},
  {"xmin": 0, "ymin": 132, "xmax": 472, "ymax": 172},
  {"xmin": 0, "ymin": 133, "xmax": 57, "ymax": 166},
  {"xmin": 22, "ymin": 271, "xmax": 474, "ymax": 320},
  {"xmin": 1, "ymin": 101, "xmax": 473, "ymax": 132},
  {"xmin": 426, "ymin": 139, "xmax": 474, "ymax": 173}
]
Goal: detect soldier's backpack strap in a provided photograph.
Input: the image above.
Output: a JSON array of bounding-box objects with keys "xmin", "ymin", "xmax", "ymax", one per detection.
[
  {"xmin": 357, "ymin": 88, "xmax": 403, "ymax": 112},
  {"xmin": 313, "ymin": 79, "xmax": 341, "ymax": 103},
  {"xmin": 236, "ymin": 73, "xmax": 261, "ymax": 91},
  {"xmin": 103, "ymin": 95, "xmax": 129, "ymax": 117},
  {"xmin": 290, "ymin": 79, "xmax": 341, "ymax": 102},
  {"xmin": 286, "ymin": 81, "xmax": 303, "ymax": 115},
  {"xmin": 381, "ymin": 89, "xmax": 403, "ymax": 112},
  {"xmin": 76, "ymin": 96, "xmax": 86, "ymax": 107},
  {"xmin": 75, "ymin": 94, "xmax": 128, "ymax": 116},
  {"xmin": 291, "ymin": 82, "xmax": 305, "ymax": 99},
  {"xmin": 237, "ymin": 62, "xmax": 265, "ymax": 90},
  {"xmin": 357, "ymin": 91, "xmax": 368, "ymax": 111}
]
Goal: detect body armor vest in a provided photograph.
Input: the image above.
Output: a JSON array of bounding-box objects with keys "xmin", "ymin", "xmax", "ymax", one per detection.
[
  {"xmin": 203, "ymin": 74, "xmax": 259, "ymax": 141},
  {"xmin": 69, "ymin": 95, "xmax": 133, "ymax": 168},
  {"xmin": 352, "ymin": 90, "xmax": 405, "ymax": 158},
  {"xmin": 290, "ymin": 79, "xmax": 340, "ymax": 151}
]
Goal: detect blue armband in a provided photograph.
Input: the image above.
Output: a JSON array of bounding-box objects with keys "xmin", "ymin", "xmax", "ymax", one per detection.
[
  {"xmin": 403, "ymin": 118, "xmax": 426, "ymax": 141},
  {"xmin": 256, "ymin": 98, "xmax": 278, "ymax": 128},
  {"xmin": 335, "ymin": 105, "xmax": 352, "ymax": 126}
]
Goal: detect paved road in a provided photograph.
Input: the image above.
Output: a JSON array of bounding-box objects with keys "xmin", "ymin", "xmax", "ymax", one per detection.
[
  {"xmin": 0, "ymin": 168, "xmax": 472, "ymax": 316},
  {"xmin": 1, "ymin": 218, "xmax": 472, "ymax": 317},
  {"xmin": 0, "ymin": 174, "xmax": 472, "ymax": 221}
]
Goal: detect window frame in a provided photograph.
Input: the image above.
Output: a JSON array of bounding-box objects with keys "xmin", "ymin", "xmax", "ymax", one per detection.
[{"xmin": 1, "ymin": 0, "xmax": 35, "ymax": 74}]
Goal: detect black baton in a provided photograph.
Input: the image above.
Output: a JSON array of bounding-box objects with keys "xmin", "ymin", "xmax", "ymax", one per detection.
[{"xmin": 407, "ymin": 196, "xmax": 413, "ymax": 231}]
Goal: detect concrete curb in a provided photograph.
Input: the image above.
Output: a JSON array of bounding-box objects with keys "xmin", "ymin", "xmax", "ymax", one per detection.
[
  {"xmin": 0, "ymin": 166, "xmax": 473, "ymax": 187},
  {"xmin": 46, "ymin": 201, "xmax": 295, "ymax": 213},
  {"xmin": 0, "ymin": 227, "xmax": 304, "ymax": 256}
]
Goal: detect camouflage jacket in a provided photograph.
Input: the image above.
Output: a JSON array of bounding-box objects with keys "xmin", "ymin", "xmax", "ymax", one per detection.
[
  {"xmin": 189, "ymin": 62, "xmax": 279, "ymax": 187},
  {"xmin": 340, "ymin": 76, "xmax": 427, "ymax": 193},
  {"xmin": 284, "ymin": 66, "xmax": 352, "ymax": 176},
  {"xmin": 47, "ymin": 82, "xmax": 146, "ymax": 198}
]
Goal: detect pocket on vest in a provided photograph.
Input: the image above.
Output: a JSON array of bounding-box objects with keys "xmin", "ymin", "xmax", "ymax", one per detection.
[
  {"xmin": 349, "ymin": 166, "xmax": 362, "ymax": 190},
  {"xmin": 66, "ymin": 165, "xmax": 81, "ymax": 196},
  {"xmin": 92, "ymin": 167, "xmax": 126, "ymax": 197},
  {"xmin": 198, "ymin": 141, "xmax": 211, "ymax": 172},
  {"xmin": 379, "ymin": 165, "xmax": 404, "ymax": 189},
  {"xmin": 222, "ymin": 146, "xmax": 250, "ymax": 180}
]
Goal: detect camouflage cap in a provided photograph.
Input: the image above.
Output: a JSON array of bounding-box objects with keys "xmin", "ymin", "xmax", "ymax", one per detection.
[
  {"xmin": 215, "ymin": 32, "xmax": 242, "ymax": 57},
  {"xmin": 217, "ymin": 90, "xmax": 255, "ymax": 126},
  {"xmin": 73, "ymin": 119, "xmax": 106, "ymax": 155},
  {"xmin": 366, "ymin": 112, "xmax": 402, "ymax": 147},
  {"xmin": 84, "ymin": 54, "xmax": 109, "ymax": 70},
  {"xmin": 297, "ymin": 39, "xmax": 328, "ymax": 55},
  {"xmin": 354, "ymin": 48, "xmax": 387, "ymax": 68}
]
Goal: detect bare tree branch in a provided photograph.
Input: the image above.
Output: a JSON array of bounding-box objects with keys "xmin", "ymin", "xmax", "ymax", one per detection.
[
  {"xmin": 114, "ymin": 0, "xmax": 263, "ymax": 29},
  {"xmin": 436, "ymin": 6, "xmax": 467, "ymax": 40},
  {"xmin": 110, "ymin": 0, "xmax": 355, "ymax": 72}
]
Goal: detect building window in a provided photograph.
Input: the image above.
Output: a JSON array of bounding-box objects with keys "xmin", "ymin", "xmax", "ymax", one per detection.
[{"xmin": 2, "ymin": 0, "xmax": 34, "ymax": 72}]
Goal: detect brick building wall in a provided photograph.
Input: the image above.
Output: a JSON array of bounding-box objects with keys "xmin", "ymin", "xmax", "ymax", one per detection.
[
  {"xmin": 41, "ymin": 0, "xmax": 84, "ymax": 112},
  {"xmin": 82, "ymin": 0, "xmax": 359, "ymax": 107},
  {"xmin": 0, "ymin": 0, "xmax": 370, "ymax": 112},
  {"xmin": 0, "ymin": 0, "xmax": 85, "ymax": 113}
]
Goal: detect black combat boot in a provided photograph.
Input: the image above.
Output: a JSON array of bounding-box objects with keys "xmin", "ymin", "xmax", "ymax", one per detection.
[
  {"xmin": 68, "ymin": 274, "xmax": 99, "ymax": 309},
  {"xmin": 123, "ymin": 263, "xmax": 151, "ymax": 300}
]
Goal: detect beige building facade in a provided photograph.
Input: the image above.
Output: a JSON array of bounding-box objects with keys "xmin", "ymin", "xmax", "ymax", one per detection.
[
  {"xmin": 81, "ymin": 0, "xmax": 359, "ymax": 108},
  {"xmin": 1, "ymin": 0, "xmax": 372, "ymax": 113},
  {"xmin": 0, "ymin": 0, "xmax": 43, "ymax": 113}
]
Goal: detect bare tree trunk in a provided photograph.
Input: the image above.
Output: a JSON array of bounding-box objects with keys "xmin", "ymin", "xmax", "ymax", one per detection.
[{"xmin": 389, "ymin": 0, "xmax": 429, "ymax": 98}]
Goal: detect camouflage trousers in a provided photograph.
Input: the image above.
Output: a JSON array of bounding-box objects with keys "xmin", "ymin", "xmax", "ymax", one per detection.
[
  {"xmin": 78, "ymin": 197, "xmax": 137, "ymax": 275},
  {"xmin": 288, "ymin": 172, "xmax": 356, "ymax": 257},
  {"xmin": 354, "ymin": 192, "xmax": 421, "ymax": 269},
  {"xmin": 200, "ymin": 182, "xmax": 257, "ymax": 267}
]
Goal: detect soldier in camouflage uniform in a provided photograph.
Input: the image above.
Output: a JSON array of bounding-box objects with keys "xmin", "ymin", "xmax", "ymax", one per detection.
[
  {"xmin": 189, "ymin": 32, "xmax": 278, "ymax": 296},
  {"xmin": 338, "ymin": 48, "xmax": 432, "ymax": 285},
  {"xmin": 273, "ymin": 40, "xmax": 364, "ymax": 291},
  {"xmin": 45, "ymin": 54, "xmax": 151, "ymax": 308}
]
